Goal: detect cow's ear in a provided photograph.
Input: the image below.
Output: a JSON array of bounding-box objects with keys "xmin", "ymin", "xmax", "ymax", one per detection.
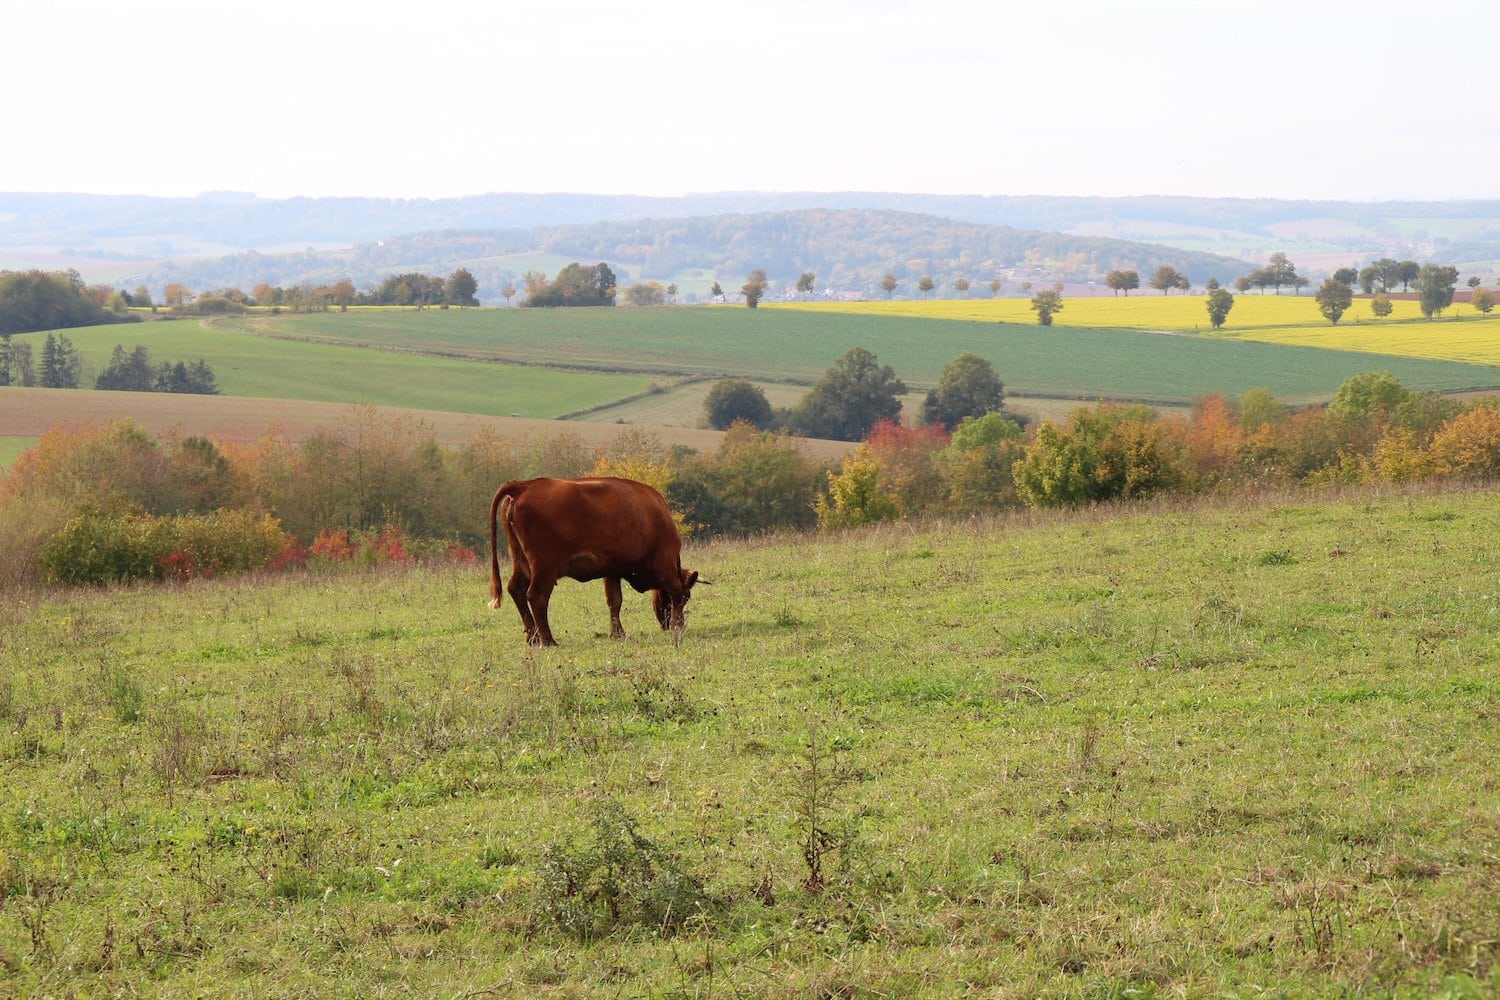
[{"xmin": 684, "ymin": 570, "xmax": 699, "ymax": 589}]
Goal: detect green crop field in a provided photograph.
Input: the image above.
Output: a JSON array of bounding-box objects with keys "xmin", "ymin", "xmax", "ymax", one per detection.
[
  {"xmin": 5, "ymin": 320, "xmax": 658, "ymax": 420},
  {"xmin": 217, "ymin": 307, "xmax": 1500, "ymax": 405},
  {"xmin": 1, "ymin": 487, "xmax": 1496, "ymax": 996}
]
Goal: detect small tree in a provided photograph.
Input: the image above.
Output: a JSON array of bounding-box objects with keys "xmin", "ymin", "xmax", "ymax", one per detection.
[
  {"xmin": 500, "ymin": 281, "xmax": 517, "ymax": 306},
  {"xmin": 880, "ymin": 273, "xmax": 899, "ymax": 298},
  {"xmin": 1472, "ymin": 288, "xmax": 1496, "ymax": 314},
  {"xmin": 954, "ymin": 277, "xmax": 970, "ymax": 296},
  {"xmin": 917, "ymin": 276, "xmax": 935, "ymax": 297},
  {"xmin": 703, "ymin": 379, "xmax": 773, "ymax": 430},
  {"xmin": 1030, "ymin": 285, "xmax": 1064, "ymax": 326},
  {"xmin": 988, "ymin": 278, "xmax": 1003, "ymax": 297},
  {"xmin": 786, "ymin": 347, "xmax": 907, "ymax": 442},
  {"xmin": 796, "ymin": 272, "xmax": 815, "ymax": 297},
  {"xmin": 1371, "ymin": 293, "xmax": 1394, "ymax": 318},
  {"xmin": 1314, "ymin": 278, "xmax": 1353, "ymax": 324},
  {"xmin": 1105, "ymin": 269, "xmax": 1139, "ymax": 297},
  {"xmin": 1414, "ymin": 264, "xmax": 1459, "ymax": 319},
  {"xmin": 920, "ymin": 352, "xmax": 1005, "ymax": 428},
  {"xmin": 444, "ymin": 268, "xmax": 479, "ymax": 307},
  {"xmin": 742, "ymin": 269, "xmax": 768, "ymax": 308},
  {"xmin": 709, "ymin": 281, "xmax": 724, "ymax": 300},
  {"xmin": 1332, "ymin": 267, "xmax": 1359, "ymax": 286},
  {"xmin": 1206, "ymin": 286, "xmax": 1235, "ymax": 329},
  {"xmin": 1149, "ymin": 265, "xmax": 1183, "ymax": 294}
]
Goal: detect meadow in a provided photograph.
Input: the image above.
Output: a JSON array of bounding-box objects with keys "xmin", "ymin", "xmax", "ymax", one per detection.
[
  {"xmin": 1, "ymin": 486, "xmax": 1496, "ymax": 996},
  {"xmin": 4, "ymin": 319, "xmax": 658, "ymax": 420}
]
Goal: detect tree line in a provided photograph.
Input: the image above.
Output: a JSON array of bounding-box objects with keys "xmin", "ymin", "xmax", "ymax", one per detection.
[{"xmin": 5, "ymin": 368, "xmax": 1497, "ymax": 589}]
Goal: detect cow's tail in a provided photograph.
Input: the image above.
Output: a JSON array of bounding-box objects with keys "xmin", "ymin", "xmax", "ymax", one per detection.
[{"xmin": 488, "ymin": 482, "xmax": 523, "ymax": 610}]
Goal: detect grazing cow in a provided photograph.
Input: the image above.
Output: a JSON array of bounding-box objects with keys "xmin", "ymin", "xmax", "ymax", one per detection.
[{"xmin": 488, "ymin": 477, "xmax": 702, "ymax": 646}]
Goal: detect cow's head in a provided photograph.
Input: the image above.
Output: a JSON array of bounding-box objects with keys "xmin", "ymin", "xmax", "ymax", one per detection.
[{"xmin": 653, "ymin": 568, "xmax": 702, "ymax": 631}]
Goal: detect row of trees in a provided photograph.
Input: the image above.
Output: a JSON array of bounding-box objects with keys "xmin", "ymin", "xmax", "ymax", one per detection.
[
  {"xmin": 0, "ymin": 269, "xmax": 142, "ymax": 335},
  {"xmin": 93, "ymin": 344, "xmax": 219, "ymax": 394},
  {"xmin": 702, "ymin": 349, "xmax": 1010, "ymax": 442}
]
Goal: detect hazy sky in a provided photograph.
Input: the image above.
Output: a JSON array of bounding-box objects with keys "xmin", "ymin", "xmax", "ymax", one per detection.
[{"xmin": 5, "ymin": 0, "xmax": 1494, "ymax": 202}]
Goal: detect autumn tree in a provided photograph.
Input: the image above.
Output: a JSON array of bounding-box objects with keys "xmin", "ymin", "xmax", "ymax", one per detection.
[
  {"xmin": 880, "ymin": 273, "xmax": 899, "ymax": 298},
  {"xmin": 742, "ymin": 269, "xmax": 768, "ymax": 308},
  {"xmin": 500, "ymin": 281, "xmax": 517, "ymax": 306},
  {"xmin": 328, "ymin": 278, "xmax": 357, "ymax": 311},
  {"xmin": 1149, "ymin": 265, "xmax": 1183, "ymax": 294},
  {"xmin": 1105, "ymin": 269, "xmax": 1139, "ymax": 296},
  {"xmin": 988, "ymin": 278, "xmax": 1004, "ymax": 297},
  {"xmin": 623, "ymin": 281, "xmax": 666, "ymax": 306},
  {"xmin": 917, "ymin": 276, "xmax": 935, "ymax": 296},
  {"xmin": 1473, "ymin": 288, "xmax": 1496, "ymax": 314},
  {"xmin": 162, "ymin": 283, "xmax": 193, "ymax": 307}
]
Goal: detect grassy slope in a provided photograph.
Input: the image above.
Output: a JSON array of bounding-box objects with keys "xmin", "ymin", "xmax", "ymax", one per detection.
[
  {"xmin": 1, "ymin": 487, "xmax": 1496, "ymax": 996},
  {"xmin": 221, "ymin": 306, "xmax": 1500, "ymax": 403},
  {"xmin": 4, "ymin": 319, "xmax": 658, "ymax": 419}
]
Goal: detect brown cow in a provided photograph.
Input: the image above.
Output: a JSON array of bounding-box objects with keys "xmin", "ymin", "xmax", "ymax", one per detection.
[{"xmin": 488, "ymin": 477, "xmax": 702, "ymax": 646}]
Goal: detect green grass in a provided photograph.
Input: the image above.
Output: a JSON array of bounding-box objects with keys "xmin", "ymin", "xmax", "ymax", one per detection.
[
  {"xmin": 6, "ymin": 319, "xmax": 659, "ymax": 419},
  {"xmin": 221, "ymin": 307, "xmax": 1500, "ymax": 404},
  {"xmin": 2, "ymin": 487, "xmax": 1497, "ymax": 995},
  {"xmin": 0, "ymin": 437, "xmax": 36, "ymax": 470}
]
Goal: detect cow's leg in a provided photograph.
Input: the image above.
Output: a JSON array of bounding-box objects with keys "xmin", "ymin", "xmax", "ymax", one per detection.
[
  {"xmin": 506, "ymin": 563, "xmax": 541, "ymax": 644},
  {"xmin": 604, "ymin": 577, "xmax": 626, "ymax": 639},
  {"xmin": 527, "ymin": 576, "xmax": 560, "ymax": 646}
]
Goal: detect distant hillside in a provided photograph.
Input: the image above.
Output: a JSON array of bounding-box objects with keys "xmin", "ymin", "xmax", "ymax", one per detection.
[
  {"xmin": 135, "ymin": 209, "xmax": 1251, "ymax": 304},
  {"xmin": 5, "ymin": 191, "xmax": 1498, "ymax": 298}
]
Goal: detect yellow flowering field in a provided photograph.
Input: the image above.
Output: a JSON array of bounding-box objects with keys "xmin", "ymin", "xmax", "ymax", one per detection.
[{"xmin": 770, "ymin": 294, "xmax": 1500, "ymax": 365}]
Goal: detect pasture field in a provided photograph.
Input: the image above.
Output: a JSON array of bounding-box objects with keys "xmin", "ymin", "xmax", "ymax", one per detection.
[
  {"xmin": 1, "ymin": 488, "xmax": 1497, "ymax": 996},
  {"xmin": 4, "ymin": 321, "xmax": 658, "ymax": 420},
  {"xmin": 217, "ymin": 308, "xmax": 1500, "ymax": 404},
  {"xmin": 778, "ymin": 295, "xmax": 1500, "ymax": 367}
]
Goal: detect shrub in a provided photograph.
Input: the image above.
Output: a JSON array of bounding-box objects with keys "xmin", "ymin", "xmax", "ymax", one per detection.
[
  {"xmin": 814, "ymin": 458, "xmax": 899, "ymax": 529},
  {"xmin": 37, "ymin": 508, "xmax": 285, "ymax": 586},
  {"xmin": 1013, "ymin": 404, "xmax": 1189, "ymax": 508},
  {"xmin": 1427, "ymin": 404, "xmax": 1500, "ymax": 479},
  {"xmin": 536, "ymin": 801, "xmax": 709, "ymax": 940}
]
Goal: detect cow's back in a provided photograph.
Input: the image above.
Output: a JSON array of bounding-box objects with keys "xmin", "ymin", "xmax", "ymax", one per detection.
[{"xmin": 507, "ymin": 477, "xmax": 680, "ymax": 572}]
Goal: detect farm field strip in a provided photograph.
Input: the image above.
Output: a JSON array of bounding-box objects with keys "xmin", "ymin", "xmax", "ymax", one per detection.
[
  {"xmin": 776, "ymin": 296, "xmax": 1500, "ymax": 366},
  {"xmin": 0, "ymin": 387, "xmax": 857, "ymax": 468},
  {"xmin": 1, "ymin": 488, "xmax": 1496, "ymax": 994},
  {"xmin": 217, "ymin": 308, "xmax": 1500, "ymax": 404},
  {"xmin": 4, "ymin": 320, "xmax": 656, "ymax": 420}
]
